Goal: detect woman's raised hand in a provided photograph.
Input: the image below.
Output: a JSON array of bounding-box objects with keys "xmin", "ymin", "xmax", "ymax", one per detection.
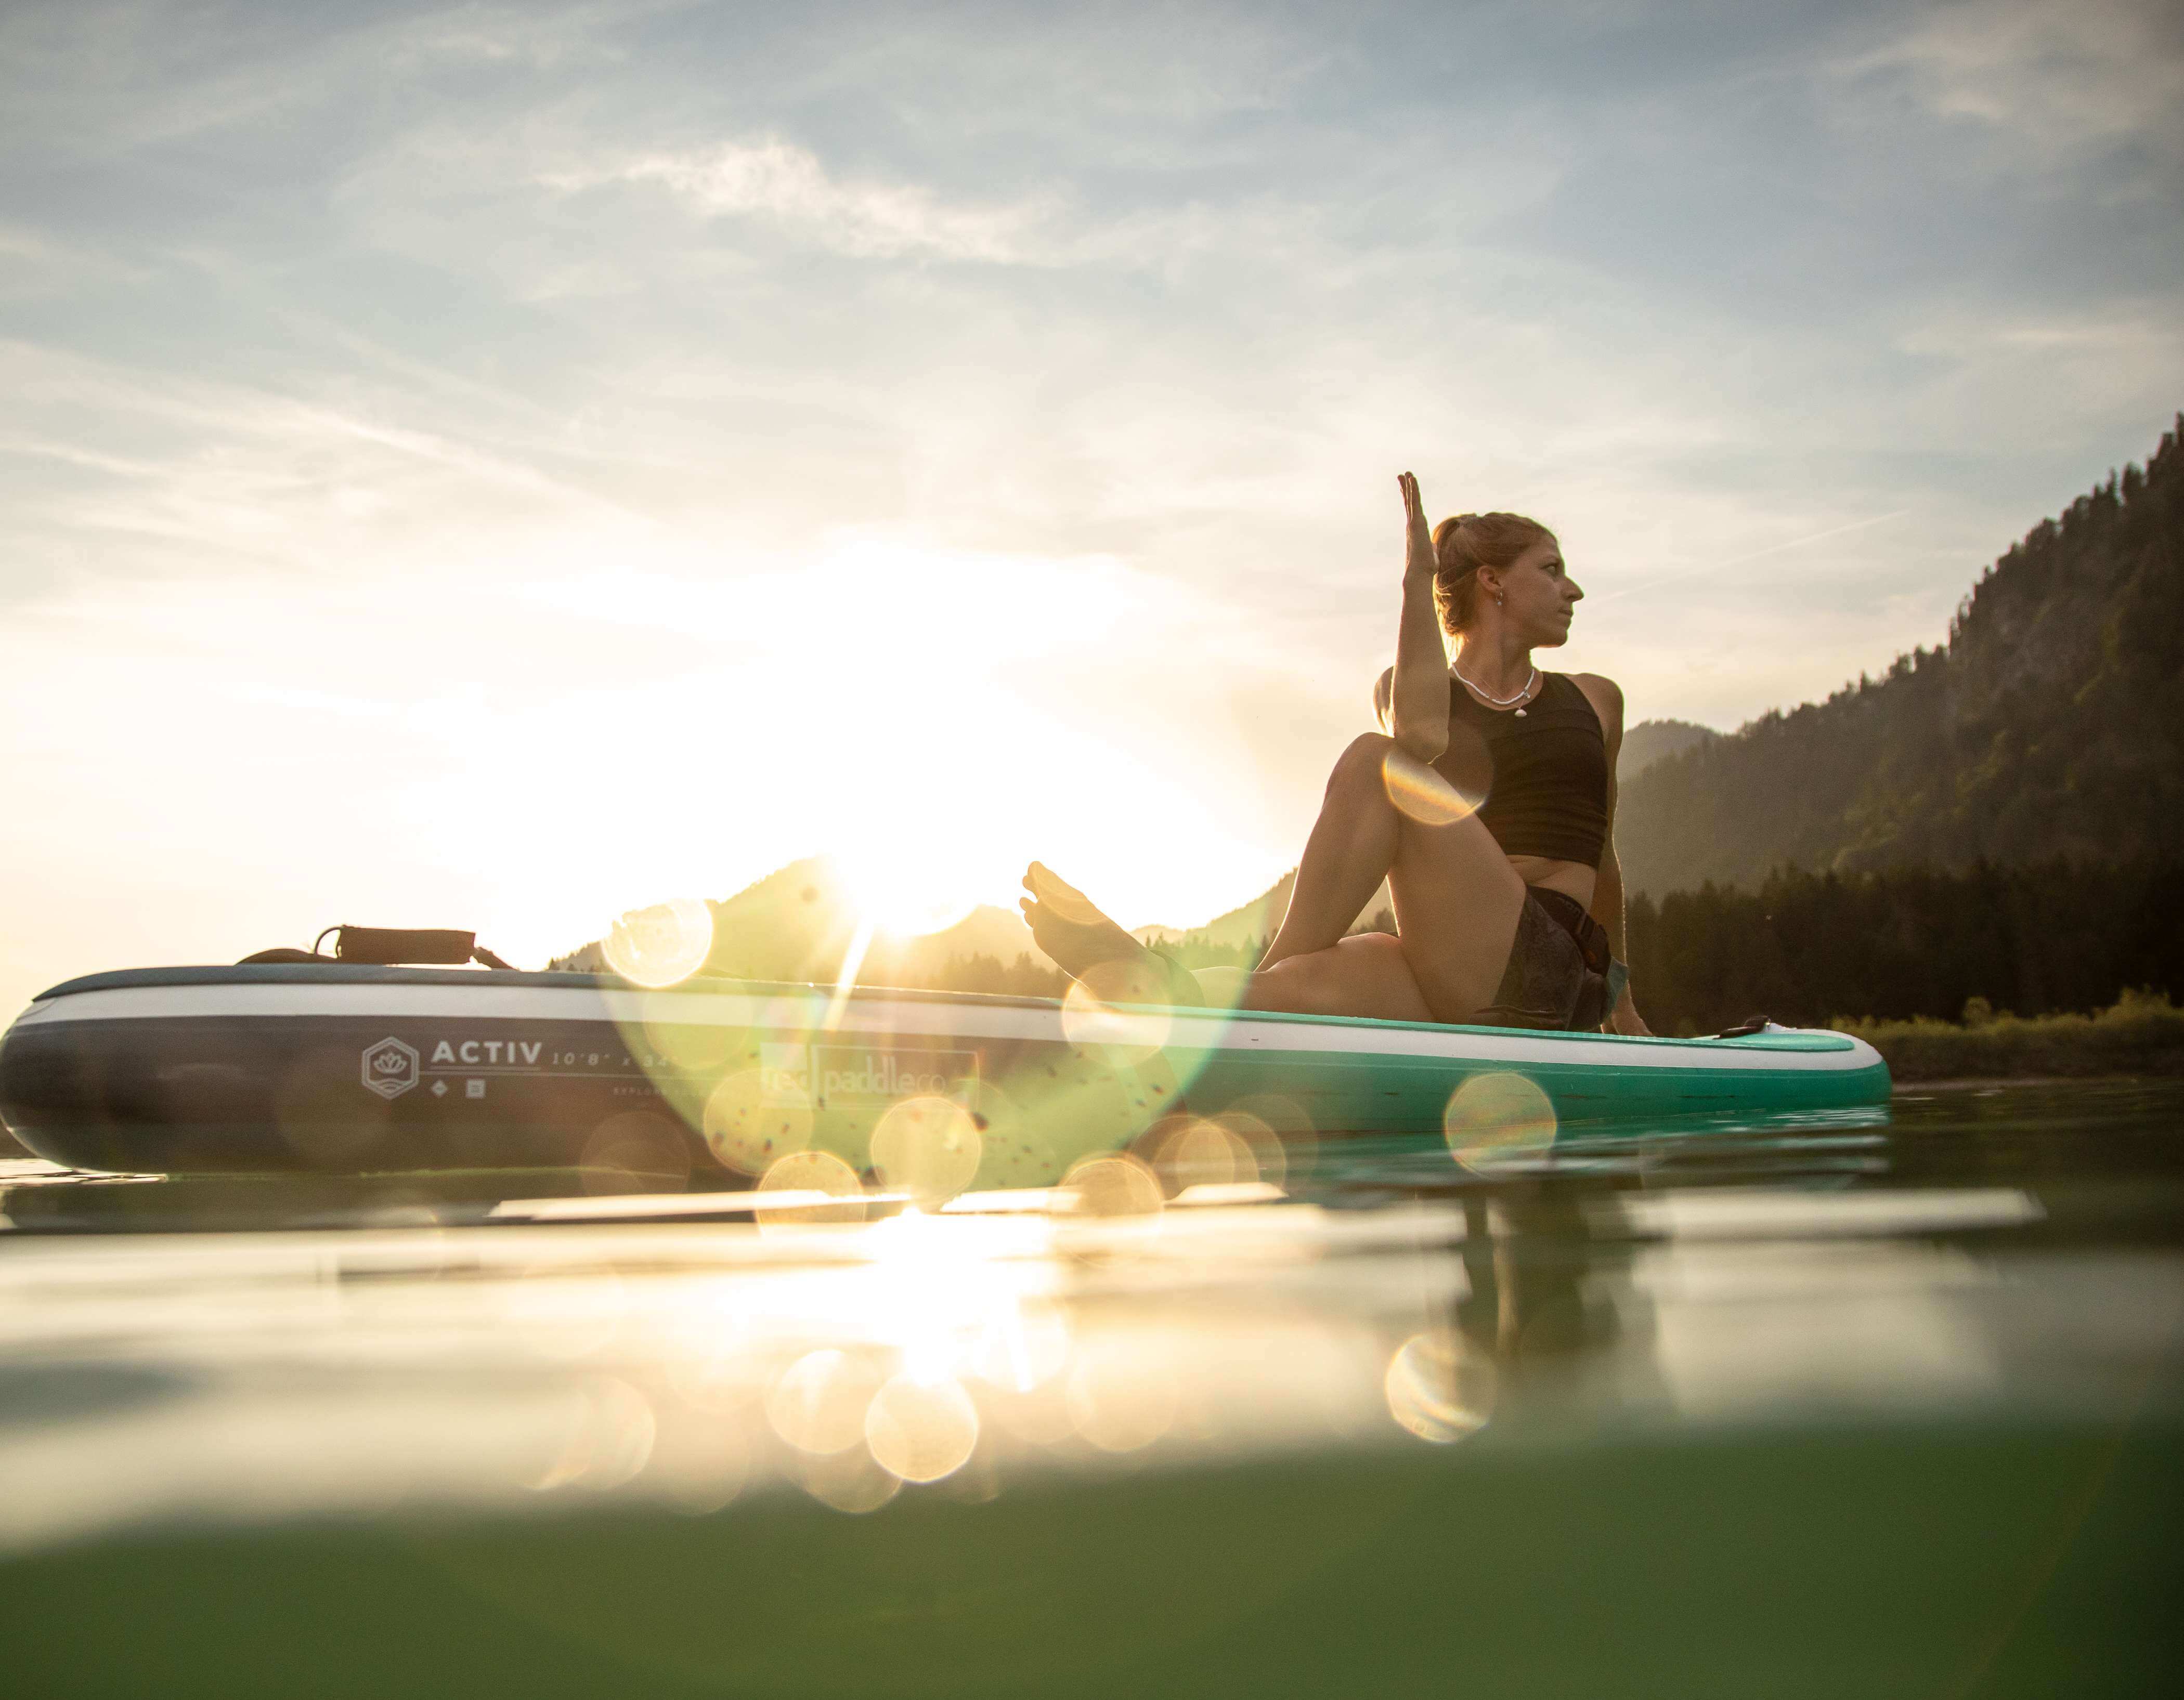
[{"xmin": 1398, "ymin": 472, "xmax": 1436, "ymax": 583}]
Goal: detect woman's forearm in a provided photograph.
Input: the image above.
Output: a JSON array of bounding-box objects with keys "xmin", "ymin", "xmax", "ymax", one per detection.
[
  {"xmin": 1592, "ymin": 846, "xmax": 1649, "ymax": 1032},
  {"xmin": 1388, "ymin": 473, "xmax": 1451, "ymax": 761},
  {"xmin": 1388, "ymin": 569, "xmax": 1450, "ymax": 759},
  {"xmin": 1591, "ymin": 846, "xmax": 1628, "ymax": 962}
]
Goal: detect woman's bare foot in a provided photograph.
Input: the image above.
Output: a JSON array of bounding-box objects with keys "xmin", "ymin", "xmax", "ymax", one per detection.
[{"xmin": 1019, "ymin": 862, "xmax": 1147, "ymax": 979}]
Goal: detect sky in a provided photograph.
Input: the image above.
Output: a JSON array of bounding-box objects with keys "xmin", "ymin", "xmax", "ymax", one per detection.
[{"xmin": 2, "ymin": 0, "xmax": 2179, "ymax": 1009}]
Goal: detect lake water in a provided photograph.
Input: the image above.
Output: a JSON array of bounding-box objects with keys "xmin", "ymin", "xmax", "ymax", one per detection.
[{"xmin": 2, "ymin": 1079, "xmax": 2179, "ymax": 1697}]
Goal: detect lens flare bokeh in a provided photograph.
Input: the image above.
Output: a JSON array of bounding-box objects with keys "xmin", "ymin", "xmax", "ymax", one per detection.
[
  {"xmin": 1060, "ymin": 1153, "xmax": 1164, "ymax": 1218},
  {"xmin": 703, "ymin": 1068, "xmax": 814, "ymax": 1175},
  {"xmin": 578, "ymin": 1110, "xmax": 692, "ymax": 1195},
  {"xmin": 1061, "ymin": 960, "xmax": 1178, "ymax": 1057},
  {"xmin": 864, "ymin": 1373, "xmax": 980, "ymax": 1483},
  {"xmin": 532, "ymin": 1376, "xmax": 657, "ymax": 1491},
  {"xmin": 963, "ymin": 1081, "xmax": 1062, "ymax": 1189},
  {"xmin": 1146, "ymin": 1116, "xmax": 1262, "ymax": 1196},
  {"xmin": 603, "ymin": 898, "xmax": 716, "ymax": 987},
  {"xmin": 869, "ymin": 1094, "xmax": 983, "ymax": 1204},
  {"xmin": 767, "ymin": 1348, "xmax": 883, "ymax": 1455},
  {"xmin": 1381, "ymin": 744, "xmax": 1486, "ymax": 828},
  {"xmin": 1384, "ymin": 1331, "xmax": 1496, "ymax": 1443},
  {"xmin": 1225, "ymin": 1092, "xmax": 1317, "ymax": 1182},
  {"xmin": 756, "ymin": 1149, "xmax": 867, "ymax": 1227},
  {"xmin": 1442, "ymin": 1070, "xmax": 1559, "ymax": 1172}
]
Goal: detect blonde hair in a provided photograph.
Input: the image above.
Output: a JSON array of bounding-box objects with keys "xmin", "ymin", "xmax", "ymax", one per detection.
[{"xmin": 1431, "ymin": 511, "xmax": 1555, "ymax": 635}]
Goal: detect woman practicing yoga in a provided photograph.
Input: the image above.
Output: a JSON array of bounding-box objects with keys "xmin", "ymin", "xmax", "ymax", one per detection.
[{"xmin": 1022, "ymin": 473, "xmax": 1648, "ymax": 1034}]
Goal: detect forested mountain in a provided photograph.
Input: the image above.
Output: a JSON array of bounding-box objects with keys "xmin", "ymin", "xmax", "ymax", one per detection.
[
  {"xmin": 1617, "ymin": 718, "xmax": 1718, "ymax": 787},
  {"xmin": 1616, "ymin": 414, "xmax": 2184, "ymax": 896}
]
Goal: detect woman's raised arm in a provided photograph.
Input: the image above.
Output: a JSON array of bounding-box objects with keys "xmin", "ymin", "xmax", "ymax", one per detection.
[{"xmin": 1385, "ymin": 472, "xmax": 1452, "ymax": 763}]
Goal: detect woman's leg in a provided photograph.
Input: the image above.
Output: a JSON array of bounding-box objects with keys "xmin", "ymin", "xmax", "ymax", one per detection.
[
  {"xmin": 1025, "ymin": 733, "xmax": 1405, "ymax": 985},
  {"xmin": 1386, "ymin": 804, "xmax": 1528, "ymax": 1020},
  {"xmin": 1259, "ymin": 734, "xmax": 1406, "ymax": 969},
  {"xmin": 1243, "ymin": 932, "xmax": 1436, "ymax": 1022},
  {"xmin": 1252, "ymin": 812, "xmax": 1524, "ymax": 1022},
  {"xmin": 1260, "ymin": 730, "xmax": 1529, "ymax": 1018},
  {"xmin": 1024, "ymin": 732, "xmax": 1527, "ymax": 1023}
]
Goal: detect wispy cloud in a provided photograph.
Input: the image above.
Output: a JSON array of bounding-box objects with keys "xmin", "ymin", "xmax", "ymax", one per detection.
[
  {"xmin": 554, "ymin": 138, "xmax": 1054, "ymax": 263},
  {"xmin": 1827, "ymin": 0, "xmax": 2184, "ymax": 176}
]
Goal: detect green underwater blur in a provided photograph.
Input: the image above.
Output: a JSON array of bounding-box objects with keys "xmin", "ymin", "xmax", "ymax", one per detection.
[{"xmin": 2, "ymin": 1079, "xmax": 2180, "ymax": 1697}]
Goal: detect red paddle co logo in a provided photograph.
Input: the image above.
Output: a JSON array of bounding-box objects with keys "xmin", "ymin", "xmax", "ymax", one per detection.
[{"xmin": 361, "ymin": 1037, "xmax": 420, "ymax": 1100}]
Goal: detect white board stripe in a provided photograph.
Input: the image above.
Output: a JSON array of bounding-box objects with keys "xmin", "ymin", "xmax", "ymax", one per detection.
[{"xmin": 9, "ymin": 981, "xmax": 1882, "ymax": 1076}]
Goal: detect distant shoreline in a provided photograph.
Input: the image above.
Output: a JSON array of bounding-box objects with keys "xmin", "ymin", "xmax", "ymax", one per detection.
[
  {"xmin": 1894, "ymin": 1075, "xmax": 2164, "ymax": 1092},
  {"xmin": 1840, "ymin": 992, "xmax": 2184, "ymax": 1084}
]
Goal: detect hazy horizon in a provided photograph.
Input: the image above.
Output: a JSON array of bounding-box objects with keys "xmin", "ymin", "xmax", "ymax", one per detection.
[{"xmin": 4, "ymin": 0, "xmax": 2180, "ymax": 1008}]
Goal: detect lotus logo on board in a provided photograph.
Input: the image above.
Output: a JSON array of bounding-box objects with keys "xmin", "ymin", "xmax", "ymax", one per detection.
[{"xmin": 361, "ymin": 1037, "xmax": 420, "ymax": 1100}]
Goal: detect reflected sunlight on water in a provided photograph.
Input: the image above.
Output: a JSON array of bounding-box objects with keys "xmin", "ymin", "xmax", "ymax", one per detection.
[{"xmin": 0, "ymin": 1081, "xmax": 2178, "ymax": 1589}]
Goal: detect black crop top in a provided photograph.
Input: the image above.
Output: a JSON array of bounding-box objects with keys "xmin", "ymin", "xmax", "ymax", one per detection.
[{"xmin": 1433, "ymin": 672, "xmax": 1609, "ymax": 867}]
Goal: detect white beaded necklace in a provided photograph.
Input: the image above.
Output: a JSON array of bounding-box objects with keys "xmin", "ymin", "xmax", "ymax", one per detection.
[{"xmin": 1453, "ymin": 661, "xmax": 1539, "ymax": 715}]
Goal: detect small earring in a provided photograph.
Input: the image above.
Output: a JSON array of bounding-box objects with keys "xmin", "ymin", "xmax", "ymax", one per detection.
[{"xmin": 1495, "ymin": 593, "xmax": 1505, "ymax": 607}]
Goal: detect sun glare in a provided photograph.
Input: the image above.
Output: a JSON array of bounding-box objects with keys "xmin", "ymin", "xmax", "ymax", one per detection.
[{"xmin": 832, "ymin": 838, "xmax": 981, "ymax": 939}]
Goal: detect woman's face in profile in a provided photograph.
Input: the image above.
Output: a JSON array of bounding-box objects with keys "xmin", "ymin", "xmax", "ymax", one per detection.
[{"xmin": 1498, "ymin": 537, "xmax": 1581, "ymax": 646}]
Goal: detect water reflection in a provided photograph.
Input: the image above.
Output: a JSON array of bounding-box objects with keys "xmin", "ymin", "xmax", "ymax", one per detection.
[{"xmin": 0, "ymin": 1081, "xmax": 2178, "ymax": 1562}]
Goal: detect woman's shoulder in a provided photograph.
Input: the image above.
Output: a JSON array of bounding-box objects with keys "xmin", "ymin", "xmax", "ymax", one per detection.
[{"xmin": 1555, "ymin": 672, "xmax": 1625, "ymax": 736}]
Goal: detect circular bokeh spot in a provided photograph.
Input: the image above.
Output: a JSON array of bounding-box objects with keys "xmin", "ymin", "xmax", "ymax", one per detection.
[
  {"xmin": 1061, "ymin": 960, "xmax": 1176, "ymax": 1059},
  {"xmin": 1225, "ymin": 1092, "xmax": 1317, "ymax": 1183},
  {"xmin": 603, "ymin": 897, "xmax": 715, "ymax": 988},
  {"xmin": 1442, "ymin": 1070, "xmax": 1558, "ymax": 1173},
  {"xmin": 1059, "ymin": 1153, "xmax": 1164, "ymax": 1219},
  {"xmin": 864, "ymin": 1374, "xmax": 979, "ymax": 1483},
  {"xmin": 766, "ymin": 1349, "xmax": 882, "ymax": 1456},
  {"xmin": 1384, "ymin": 1331, "xmax": 1495, "ymax": 1443},
  {"xmin": 1147, "ymin": 1116, "xmax": 1259, "ymax": 1196},
  {"xmin": 755, "ymin": 1148, "xmax": 867, "ymax": 1228},
  {"xmin": 963, "ymin": 1082, "xmax": 1060, "ymax": 1189},
  {"xmin": 579, "ymin": 1111, "xmax": 693, "ymax": 1195},
  {"xmin": 869, "ymin": 1095, "xmax": 983, "ymax": 1203},
  {"xmin": 703, "ymin": 1068, "xmax": 813, "ymax": 1175}
]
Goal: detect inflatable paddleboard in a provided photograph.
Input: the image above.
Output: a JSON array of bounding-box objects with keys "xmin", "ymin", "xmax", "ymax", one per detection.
[{"xmin": 0, "ymin": 964, "xmax": 1890, "ymax": 1176}]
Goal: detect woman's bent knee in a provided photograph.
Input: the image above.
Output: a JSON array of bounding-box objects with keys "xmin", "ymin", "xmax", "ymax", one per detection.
[
  {"xmin": 1246, "ymin": 934, "xmax": 1431, "ymax": 1024},
  {"xmin": 1328, "ymin": 732, "xmax": 1395, "ymax": 798}
]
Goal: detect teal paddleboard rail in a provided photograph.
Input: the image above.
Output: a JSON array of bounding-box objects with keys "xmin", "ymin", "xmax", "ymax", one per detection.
[{"xmin": 2, "ymin": 965, "xmax": 1890, "ymax": 1174}]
